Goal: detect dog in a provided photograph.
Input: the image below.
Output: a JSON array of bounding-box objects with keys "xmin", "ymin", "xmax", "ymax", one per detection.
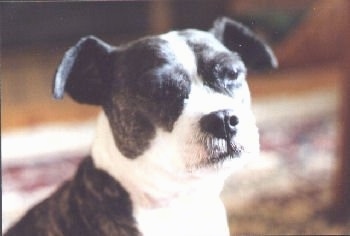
[{"xmin": 5, "ymin": 17, "xmax": 277, "ymax": 236}]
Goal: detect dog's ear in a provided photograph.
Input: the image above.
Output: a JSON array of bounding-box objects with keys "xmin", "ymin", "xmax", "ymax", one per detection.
[
  {"xmin": 53, "ymin": 35, "xmax": 116, "ymax": 105},
  {"xmin": 211, "ymin": 17, "xmax": 278, "ymax": 70}
]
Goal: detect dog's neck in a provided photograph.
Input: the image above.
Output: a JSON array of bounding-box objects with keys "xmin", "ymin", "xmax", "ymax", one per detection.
[{"xmin": 91, "ymin": 112, "xmax": 226, "ymax": 208}]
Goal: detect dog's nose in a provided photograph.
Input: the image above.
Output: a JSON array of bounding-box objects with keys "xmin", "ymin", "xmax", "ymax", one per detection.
[{"xmin": 200, "ymin": 110, "xmax": 239, "ymax": 139}]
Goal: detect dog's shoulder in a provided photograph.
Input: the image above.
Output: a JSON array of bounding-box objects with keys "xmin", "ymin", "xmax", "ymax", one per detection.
[{"xmin": 5, "ymin": 157, "xmax": 140, "ymax": 236}]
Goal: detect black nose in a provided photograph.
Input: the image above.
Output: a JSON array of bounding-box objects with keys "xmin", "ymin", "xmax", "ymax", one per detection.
[{"xmin": 200, "ymin": 110, "xmax": 239, "ymax": 139}]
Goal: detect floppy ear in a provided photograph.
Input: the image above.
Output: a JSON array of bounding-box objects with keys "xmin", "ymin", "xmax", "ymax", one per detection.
[
  {"xmin": 211, "ymin": 17, "xmax": 278, "ymax": 70},
  {"xmin": 53, "ymin": 35, "xmax": 116, "ymax": 105}
]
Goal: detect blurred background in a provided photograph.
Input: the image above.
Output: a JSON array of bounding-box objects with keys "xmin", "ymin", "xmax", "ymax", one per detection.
[{"xmin": 2, "ymin": 0, "xmax": 350, "ymax": 234}]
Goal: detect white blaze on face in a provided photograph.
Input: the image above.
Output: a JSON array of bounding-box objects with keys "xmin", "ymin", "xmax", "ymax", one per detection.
[{"xmin": 159, "ymin": 31, "xmax": 197, "ymax": 77}]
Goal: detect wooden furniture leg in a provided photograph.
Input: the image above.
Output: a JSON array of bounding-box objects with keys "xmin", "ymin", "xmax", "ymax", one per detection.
[{"xmin": 332, "ymin": 0, "xmax": 350, "ymax": 221}]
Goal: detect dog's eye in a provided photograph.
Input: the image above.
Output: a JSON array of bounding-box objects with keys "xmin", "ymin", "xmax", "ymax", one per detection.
[{"xmin": 214, "ymin": 64, "xmax": 240, "ymax": 81}]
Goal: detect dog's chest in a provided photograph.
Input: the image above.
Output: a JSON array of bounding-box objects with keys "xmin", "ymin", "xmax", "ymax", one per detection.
[{"xmin": 134, "ymin": 197, "xmax": 230, "ymax": 236}]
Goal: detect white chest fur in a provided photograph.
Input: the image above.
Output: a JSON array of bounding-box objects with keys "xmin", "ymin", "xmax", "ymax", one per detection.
[{"xmin": 135, "ymin": 195, "xmax": 230, "ymax": 236}]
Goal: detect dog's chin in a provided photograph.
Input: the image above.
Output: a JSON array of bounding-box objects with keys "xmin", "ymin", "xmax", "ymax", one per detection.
[
  {"xmin": 208, "ymin": 145, "xmax": 243, "ymax": 164},
  {"xmin": 206, "ymin": 139, "xmax": 244, "ymax": 165},
  {"xmin": 195, "ymin": 136, "xmax": 245, "ymax": 169}
]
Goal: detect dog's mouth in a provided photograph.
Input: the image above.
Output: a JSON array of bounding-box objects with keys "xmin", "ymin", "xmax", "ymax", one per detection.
[{"xmin": 200, "ymin": 136, "xmax": 244, "ymax": 165}]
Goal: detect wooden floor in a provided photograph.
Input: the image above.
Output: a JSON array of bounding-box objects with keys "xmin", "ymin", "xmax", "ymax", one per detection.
[{"xmin": 2, "ymin": 44, "xmax": 342, "ymax": 132}]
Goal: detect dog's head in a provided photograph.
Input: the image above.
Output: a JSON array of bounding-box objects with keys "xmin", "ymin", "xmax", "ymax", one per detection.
[{"xmin": 53, "ymin": 17, "xmax": 277, "ymax": 176}]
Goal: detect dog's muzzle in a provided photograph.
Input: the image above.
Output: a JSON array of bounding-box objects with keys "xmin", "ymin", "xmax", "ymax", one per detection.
[
  {"xmin": 200, "ymin": 110, "xmax": 238, "ymax": 140},
  {"xmin": 199, "ymin": 110, "xmax": 243, "ymax": 164}
]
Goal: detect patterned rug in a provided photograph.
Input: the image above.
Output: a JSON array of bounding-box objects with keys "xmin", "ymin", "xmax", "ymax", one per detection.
[
  {"xmin": 2, "ymin": 90, "xmax": 350, "ymax": 234},
  {"xmin": 223, "ymin": 113, "xmax": 350, "ymax": 235}
]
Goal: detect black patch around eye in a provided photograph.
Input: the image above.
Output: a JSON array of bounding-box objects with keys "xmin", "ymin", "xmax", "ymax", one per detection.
[
  {"xmin": 202, "ymin": 63, "xmax": 243, "ymax": 96},
  {"xmin": 134, "ymin": 65, "xmax": 191, "ymax": 131},
  {"xmin": 136, "ymin": 65, "xmax": 190, "ymax": 101},
  {"xmin": 197, "ymin": 52, "xmax": 245, "ymax": 96},
  {"xmin": 213, "ymin": 63, "xmax": 240, "ymax": 81},
  {"xmin": 204, "ymin": 78, "xmax": 242, "ymax": 97}
]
